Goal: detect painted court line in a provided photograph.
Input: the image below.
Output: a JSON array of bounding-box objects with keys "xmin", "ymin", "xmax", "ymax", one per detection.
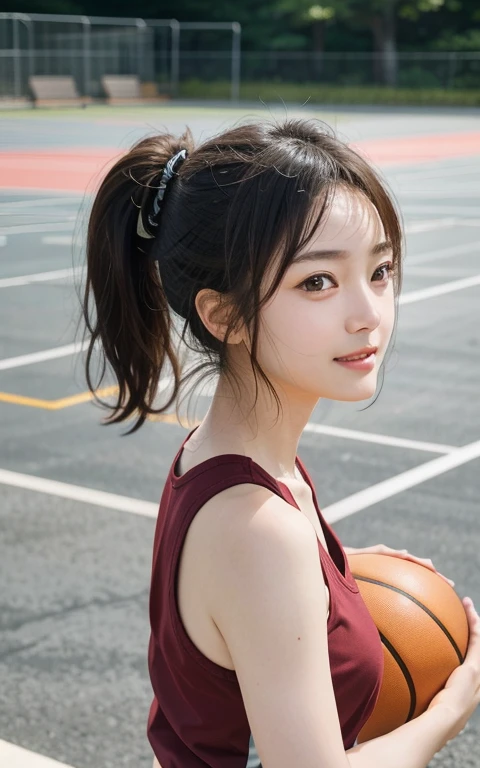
[
  {"xmin": 0, "ymin": 467, "xmax": 159, "ymax": 518},
  {"xmin": 0, "ymin": 341, "xmax": 88, "ymax": 371},
  {"xmin": 405, "ymin": 219, "xmax": 480, "ymax": 234},
  {"xmin": 42, "ymin": 235, "xmax": 83, "ymax": 246},
  {"xmin": 0, "ymin": 241, "xmax": 476, "ymax": 292},
  {"xmin": 0, "ymin": 385, "xmax": 118, "ymax": 410},
  {"xmin": 324, "ymin": 438, "xmax": 480, "ymax": 523},
  {"xmin": 0, "ymin": 437, "xmax": 478, "ymax": 524},
  {"xmin": 0, "ymin": 266, "xmax": 83, "ymax": 289},
  {"xmin": 399, "ymin": 274, "xmax": 480, "ymax": 305},
  {"xmin": 2, "ymin": 262, "xmax": 478, "ymax": 372},
  {"xmin": 0, "ymin": 739, "xmax": 76, "ymax": 768},
  {"xmin": 401, "ymin": 205, "xmax": 480, "ymax": 216},
  {"xmin": 302, "ymin": 422, "xmax": 453, "ymax": 455},
  {"xmin": 408, "ymin": 240, "xmax": 479, "ymax": 266},
  {"xmin": 0, "ymin": 196, "xmax": 84, "ymax": 211},
  {"xmin": 0, "ymin": 222, "xmax": 75, "ymax": 236}
]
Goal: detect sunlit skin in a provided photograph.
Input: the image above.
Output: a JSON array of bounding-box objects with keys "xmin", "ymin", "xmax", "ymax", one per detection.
[{"xmin": 191, "ymin": 185, "xmax": 396, "ymax": 481}]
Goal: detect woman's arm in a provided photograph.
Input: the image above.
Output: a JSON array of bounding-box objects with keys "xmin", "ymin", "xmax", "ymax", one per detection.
[
  {"xmin": 345, "ymin": 704, "xmax": 456, "ymax": 768},
  {"xmin": 208, "ymin": 489, "xmax": 464, "ymax": 768}
]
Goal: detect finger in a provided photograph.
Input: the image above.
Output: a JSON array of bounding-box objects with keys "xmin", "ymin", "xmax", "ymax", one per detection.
[{"xmin": 401, "ymin": 555, "xmax": 455, "ymax": 587}]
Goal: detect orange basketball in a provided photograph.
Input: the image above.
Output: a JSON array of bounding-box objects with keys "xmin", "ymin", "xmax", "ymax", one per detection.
[{"xmin": 347, "ymin": 553, "xmax": 469, "ymax": 743}]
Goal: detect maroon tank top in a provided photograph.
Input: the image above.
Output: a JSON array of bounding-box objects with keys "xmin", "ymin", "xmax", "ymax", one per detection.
[{"xmin": 147, "ymin": 426, "xmax": 384, "ymax": 766}]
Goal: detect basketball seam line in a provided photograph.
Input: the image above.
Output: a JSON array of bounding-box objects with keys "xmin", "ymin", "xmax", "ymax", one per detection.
[
  {"xmin": 379, "ymin": 630, "xmax": 417, "ymax": 723},
  {"xmin": 352, "ymin": 574, "xmax": 465, "ymax": 664}
]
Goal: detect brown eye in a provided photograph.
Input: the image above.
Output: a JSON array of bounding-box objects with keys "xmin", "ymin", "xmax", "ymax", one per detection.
[
  {"xmin": 373, "ymin": 263, "xmax": 394, "ymax": 282},
  {"xmin": 300, "ymin": 274, "xmax": 335, "ymax": 293}
]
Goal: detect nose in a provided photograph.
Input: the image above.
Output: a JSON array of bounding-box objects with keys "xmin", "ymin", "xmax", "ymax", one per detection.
[{"xmin": 344, "ymin": 286, "xmax": 382, "ymax": 335}]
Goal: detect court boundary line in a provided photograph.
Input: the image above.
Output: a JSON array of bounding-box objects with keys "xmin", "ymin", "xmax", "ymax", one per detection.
[
  {"xmin": 0, "ymin": 266, "xmax": 82, "ymax": 289},
  {"xmin": 0, "ymin": 341, "xmax": 88, "ymax": 371},
  {"xmin": 399, "ymin": 273, "xmax": 480, "ymax": 304},
  {"xmin": 302, "ymin": 422, "xmax": 454, "ymax": 454},
  {"xmin": 0, "ymin": 240, "xmax": 478, "ymax": 291},
  {"xmin": 408, "ymin": 240, "xmax": 479, "ymax": 266},
  {"xmin": 325, "ymin": 438, "xmax": 480, "ymax": 523},
  {"xmin": 0, "ymin": 222, "xmax": 75, "ymax": 235},
  {"xmin": 1, "ymin": 262, "xmax": 479, "ymax": 371},
  {"xmin": 0, "ymin": 738, "xmax": 76, "ymax": 768},
  {"xmin": 0, "ymin": 385, "xmax": 117, "ymax": 410},
  {"xmin": 0, "ymin": 437, "xmax": 478, "ymax": 523}
]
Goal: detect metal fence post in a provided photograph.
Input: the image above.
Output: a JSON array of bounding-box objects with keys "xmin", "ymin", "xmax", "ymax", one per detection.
[
  {"xmin": 25, "ymin": 15, "xmax": 34, "ymax": 85},
  {"xmin": 136, "ymin": 18, "xmax": 146, "ymax": 83},
  {"xmin": 81, "ymin": 16, "xmax": 90, "ymax": 98},
  {"xmin": 170, "ymin": 19, "xmax": 180, "ymax": 98},
  {"xmin": 231, "ymin": 21, "xmax": 241, "ymax": 103},
  {"xmin": 447, "ymin": 51, "xmax": 457, "ymax": 90},
  {"xmin": 12, "ymin": 13, "xmax": 20, "ymax": 97}
]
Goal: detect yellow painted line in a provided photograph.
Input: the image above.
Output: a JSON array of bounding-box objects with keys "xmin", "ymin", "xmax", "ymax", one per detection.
[
  {"xmin": 0, "ymin": 385, "xmax": 118, "ymax": 410},
  {"xmin": 0, "ymin": 386, "xmax": 201, "ymax": 427}
]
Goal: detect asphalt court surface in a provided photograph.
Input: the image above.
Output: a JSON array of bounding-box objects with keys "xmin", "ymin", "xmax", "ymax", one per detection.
[{"xmin": 1, "ymin": 105, "xmax": 480, "ymax": 768}]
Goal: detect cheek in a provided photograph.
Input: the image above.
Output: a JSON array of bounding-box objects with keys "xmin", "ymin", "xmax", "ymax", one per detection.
[
  {"xmin": 381, "ymin": 288, "xmax": 396, "ymax": 335},
  {"xmin": 257, "ymin": 293, "xmax": 335, "ymax": 370}
]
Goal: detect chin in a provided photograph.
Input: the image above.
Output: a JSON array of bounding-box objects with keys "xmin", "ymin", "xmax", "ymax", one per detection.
[{"xmin": 331, "ymin": 378, "xmax": 379, "ymax": 403}]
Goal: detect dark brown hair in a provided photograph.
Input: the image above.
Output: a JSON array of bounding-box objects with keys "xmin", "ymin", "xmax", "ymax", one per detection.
[{"xmin": 81, "ymin": 117, "xmax": 403, "ymax": 434}]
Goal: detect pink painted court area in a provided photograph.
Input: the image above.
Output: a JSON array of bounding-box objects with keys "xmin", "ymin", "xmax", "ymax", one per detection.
[{"xmin": 2, "ymin": 131, "xmax": 480, "ymax": 193}]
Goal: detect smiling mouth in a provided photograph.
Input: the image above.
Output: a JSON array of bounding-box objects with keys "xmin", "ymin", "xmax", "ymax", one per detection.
[{"xmin": 334, "ymin": 347, "xmax": 378, "ymax": 362}]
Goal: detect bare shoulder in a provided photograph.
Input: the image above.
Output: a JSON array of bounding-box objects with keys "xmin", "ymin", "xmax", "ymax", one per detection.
[
  {"xmin": 205, "ymin": 483, "xmax": 323, "ymax": 623},
  {"xmin": 194, "ymin": 482, "xmax": 315, "ymax": 576},
  {"xmin": 187, "ymin": 481, "xmax": 321, "ymax": 625}
]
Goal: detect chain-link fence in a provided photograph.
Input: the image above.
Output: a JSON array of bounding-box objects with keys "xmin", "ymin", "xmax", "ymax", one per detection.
[
  {"xmin": 0, "ymin": 13, "xmax": 240, "ymax": 101},
  {"xmin": 241, "ymin": 51, "xmax": 480, "ymax": 91},
  {"xmin": 1, "ymin": 12, "xmax": 479, "ymax": 104}
]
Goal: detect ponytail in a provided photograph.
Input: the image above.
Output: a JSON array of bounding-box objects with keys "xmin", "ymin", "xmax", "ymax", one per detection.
[{"xmin": 81, "ymin": 128, "xmax": 194, "ymax": 434}]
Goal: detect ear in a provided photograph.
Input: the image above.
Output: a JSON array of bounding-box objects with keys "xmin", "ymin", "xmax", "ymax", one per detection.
[{"xmin": 194, "ymin": 288, "xmax": 245, "ymax": 345}]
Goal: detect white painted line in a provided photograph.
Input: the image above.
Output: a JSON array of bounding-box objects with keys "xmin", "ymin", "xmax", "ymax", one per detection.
[
  {"xmin": 0, "ymin": 738, "xmax": 76, "ymax": 768},
  {"xmin": 404, "ymin": 218, "xmax": 480, "ymax": 234},
  {"xmin": 0, "ymin": 468, "xmax": 159, "ymax": 518},
  {"xmin": 401, "ymin": 205, "xmax": 480, "ymax": 216},
  {"xmin": 394, "ymin": 164, "xmax": 480, "ymax": 182},
  {"xmin": 42, "ymin": 235, "xmax": 82, "ymax": 246},
  {"xmin": 0, "ymin": 196, "xmax": 84, "ymax": 211},
  {"xmin": 409, "ymin": 240, "xmax": 479, "ymax": 266},
  {"xmin": 406, "ymin": 266, "xmax": 473, "ymax": 278},
  {"xmin": 0, "ymin": 341, "xmax": 88, "ymax": 371},
  {"xmin": 400, "ymin": 274, "xmax": 480, "ymax": 305},
  {"xmin": 323, "ymin": 438, "xmax": 480, "ymax": 524},
  {"xmin": 0, "ymin": 266, "xmax": 83, "ymax": 288},
  {"xmin": 0, "ymin": 222, "xmax": 75, "ymax": 236},
  {"xmin": 0, "ymin": 235, "xmax": 6, "ymax": 247},
  {"xmin": 303, "ymin": 422, "xmax": 453, "ymax": 454},
  {"xmin": 404, "ymin": 219, "xmax": 455, "ymax": 234},
  {"xmin": 400, "ymin": 190, "xmax": 480, "ymax": 198},
  {"xmin": 0, "ymin": 437, "xmax": 478, "ymax": 525}
]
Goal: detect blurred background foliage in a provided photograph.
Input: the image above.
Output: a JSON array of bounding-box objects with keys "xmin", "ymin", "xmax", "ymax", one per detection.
[{"xmin": 5, "ymin": 0, "xmax": 480, "ymax": 55}]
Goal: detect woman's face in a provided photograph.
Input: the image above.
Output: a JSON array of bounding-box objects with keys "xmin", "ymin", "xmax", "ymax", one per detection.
[{"xmin": 256, "ymin": 186, "xmax": 397, "ymax": 404}]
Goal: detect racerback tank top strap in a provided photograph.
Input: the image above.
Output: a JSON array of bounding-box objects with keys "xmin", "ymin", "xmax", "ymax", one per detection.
[{"xmin": 169, "ymin": 425, "xmax": 359, "ymax": 595}]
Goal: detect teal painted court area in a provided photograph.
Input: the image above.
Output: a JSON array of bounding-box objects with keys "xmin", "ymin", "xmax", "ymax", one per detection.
[{"xmin": 1, "ymin": 104, "xmax": 479, "ymax": 768}]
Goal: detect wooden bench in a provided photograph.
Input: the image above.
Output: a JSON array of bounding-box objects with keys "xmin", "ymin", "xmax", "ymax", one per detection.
[
  {"xmin": 101, "ymin": 75, "xmax": 169, "ymax": 104},
  {"xmin": 28, "ymin": 76, "xmax": 91, "ymax": 107}
]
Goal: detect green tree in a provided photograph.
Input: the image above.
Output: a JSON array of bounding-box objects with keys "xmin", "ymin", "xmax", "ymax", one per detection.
[{"xmin": 277, "ymin": 0, "xmax": 458, "ymax": 84}]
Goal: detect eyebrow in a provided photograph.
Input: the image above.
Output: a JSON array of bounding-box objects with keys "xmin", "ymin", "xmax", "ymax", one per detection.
[{"xmin": 292, "ymin": 240, "xmax": 393, "ymax": 265}]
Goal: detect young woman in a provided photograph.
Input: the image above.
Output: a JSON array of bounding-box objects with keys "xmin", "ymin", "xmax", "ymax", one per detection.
[{"xmin": 82, "ymin": 118, "xmax": 480, "ymax": 768}]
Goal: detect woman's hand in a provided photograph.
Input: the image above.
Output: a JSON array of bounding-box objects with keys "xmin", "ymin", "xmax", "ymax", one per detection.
[
  {"xmin": 427, "ymin": 597, "xmax": 480, "ymax": 743},
  {"xmin": 344, "ymin": 543, "xmax": 455, "ymax": 588}
]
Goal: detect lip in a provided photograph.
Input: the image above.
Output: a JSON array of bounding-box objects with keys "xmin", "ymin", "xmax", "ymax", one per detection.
[{"xmin": 334, "ymin": 346, "xmax": 378, "ymax": 372}]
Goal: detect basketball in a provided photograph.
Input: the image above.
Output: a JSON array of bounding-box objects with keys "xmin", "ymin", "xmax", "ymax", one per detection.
[{"xmin": 346, "ymin": 553, "xmax": 470, "ymax": 743}]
